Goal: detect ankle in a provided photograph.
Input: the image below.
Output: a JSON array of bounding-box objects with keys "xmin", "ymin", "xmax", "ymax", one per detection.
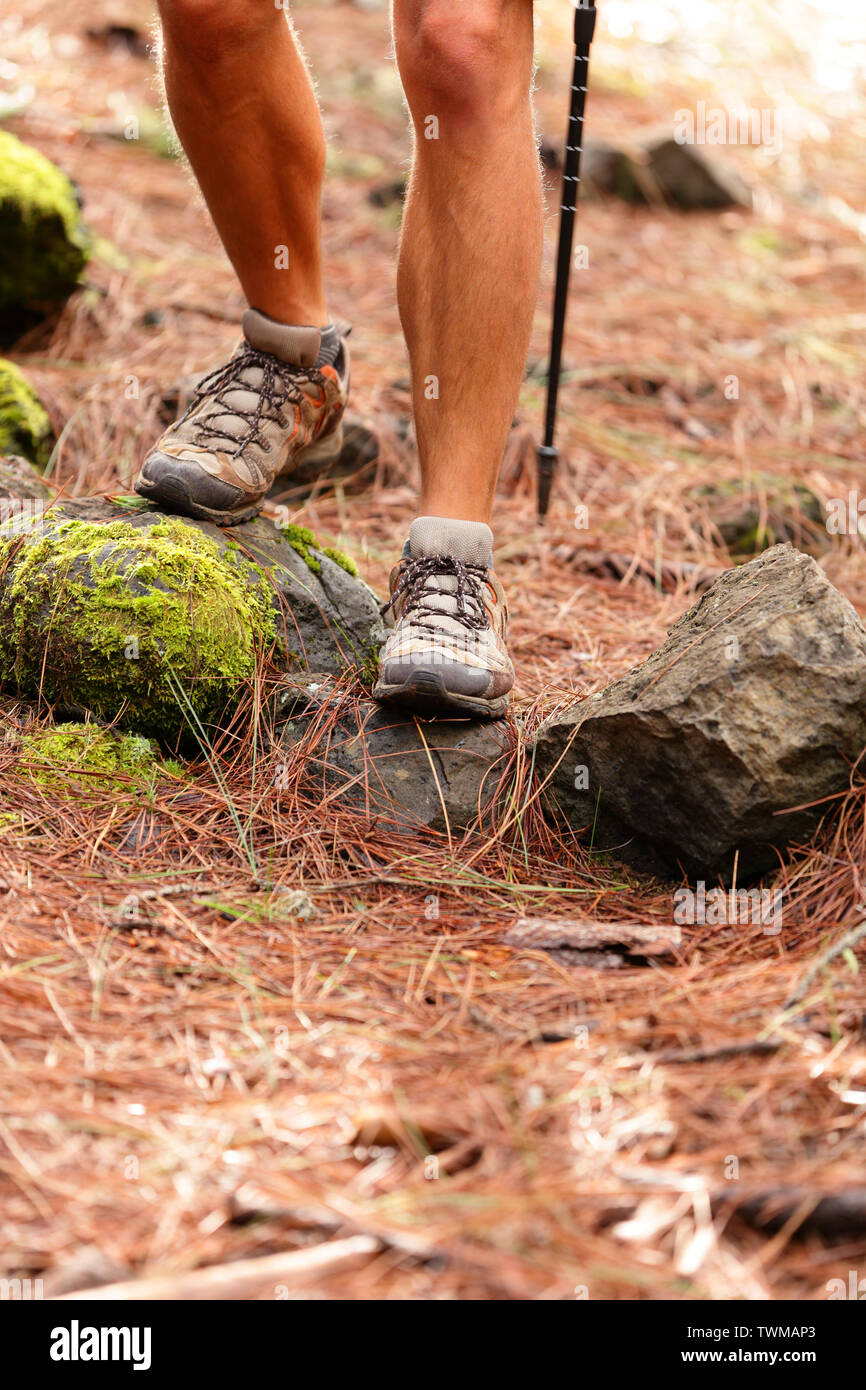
[
  {"xmin": 417, "ymin": 501, "xmax": 494, "ymax": 526},
  {"xmin": 248, "ymin": 294, "xmax": 328, "ymax": 326}
]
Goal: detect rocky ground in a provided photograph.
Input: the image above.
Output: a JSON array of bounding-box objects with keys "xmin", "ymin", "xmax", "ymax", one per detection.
[{"xmin": 1, "ymin": 0, "xmax": 865, "ymax": 1300}]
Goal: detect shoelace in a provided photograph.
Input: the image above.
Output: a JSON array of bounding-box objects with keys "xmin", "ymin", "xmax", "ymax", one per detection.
[
  {"xmin": 183, "ymin": 342, "xmax": 326, "ymax": 459},
  {"xmin": 381, "ymin": 553, "xmax": 491, "ymax": 634}
]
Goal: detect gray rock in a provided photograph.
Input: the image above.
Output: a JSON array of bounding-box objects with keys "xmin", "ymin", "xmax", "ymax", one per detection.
[
  {"xmin": 645, "ymin": 137, "xmax": 752, "ymax": 210},
  {"xmin": 277, "ymin": 677, "xmax": 512, "ymax": 834},
  {"xmin": 0, "ymin": 453, "xmax": 52, "ymax": 502},
  {"xmin": 226, "ymin": 512, "xmax": 383, "ymax": 676},
  {"xmin": 533, "ymin": 545, "xmax": 866, "ymax": 879},
  {"xmin": 581, "ymin": 139, "xmax": 646, "ymax": 202},
  {"xmin": 582, "ymin": 135, "xmax": 751, "ymax": 209}
]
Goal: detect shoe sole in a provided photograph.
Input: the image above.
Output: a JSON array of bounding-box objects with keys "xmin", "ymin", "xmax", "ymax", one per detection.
[
  {"xmin": 373, "ymin": 669, "xmax": 510, "ymax": 720},
  {"xmin": 135, "ymin": 424, "xmax": 345, "ymax": 528}
]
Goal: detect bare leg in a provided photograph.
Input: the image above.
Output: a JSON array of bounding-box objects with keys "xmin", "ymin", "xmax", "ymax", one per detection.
[
  {"xmin": 157, "ymin": 0, "xmax": 327, "ymax": 324},
  {"xmin": 393, "ymin": 0, "xmax": 542, "ymax": 523}
]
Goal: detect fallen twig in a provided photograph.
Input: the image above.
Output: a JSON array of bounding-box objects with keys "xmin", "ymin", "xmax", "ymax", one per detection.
[
  {"xmin": 53, "ymin": 1235, "xmax": 380, "ymax": 1301},
  {"xmin": 782, "ymin": 919, "xmax": 866, "ymax": 1009},
  {"xmin": 506, "ymin": 916, "xmax": 681, "ymax": 957}
]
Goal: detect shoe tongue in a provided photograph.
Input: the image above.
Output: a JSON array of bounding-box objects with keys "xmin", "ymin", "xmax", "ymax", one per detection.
[
  {"xmin": 242, "ymin": 308, "xmax": 321, "ymax": 368},
  {"xmin": 194, "ymin": 349, "xmax": 269, "ymax": 446},
  {"xmin": 409, "ymin": 516, "xmax": 493, "ymax": 567}
]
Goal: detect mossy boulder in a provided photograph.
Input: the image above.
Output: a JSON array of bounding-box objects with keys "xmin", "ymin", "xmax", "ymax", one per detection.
[
  {"xmin": 20, "ymin": 722, "xmax": 174, "ymax": 794},
  {"xmin": 0, "ymin": 360, "xmax": 53, "ymax": 466},
  {"xmin": 0, "ymin": 130, "xmax": 90, "ymax": 335},
  {"xmin": 0, "ymin": 496, "xmax": 382, "ymax": 741},
  {"xmin": 688, "ymin": 474, "xmax": 828, "ymax": 557},
  {"xmin": 0, "ymin": 511, "xmax": 276, "ymax": 740}
]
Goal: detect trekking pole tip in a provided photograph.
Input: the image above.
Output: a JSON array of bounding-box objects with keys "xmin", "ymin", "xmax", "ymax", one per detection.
[{"xmin": 536, "ymin": 443, "xmax": 558, "ymax": 523}]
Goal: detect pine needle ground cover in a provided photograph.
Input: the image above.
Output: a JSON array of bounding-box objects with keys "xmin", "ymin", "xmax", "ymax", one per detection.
[{"xmin": 1, "ymin": 0, "xmax": 865, "ymax": 1299}]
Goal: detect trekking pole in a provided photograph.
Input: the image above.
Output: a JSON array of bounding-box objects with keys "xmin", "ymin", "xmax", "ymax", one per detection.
[{"xmin": 536, "ymin": 0, "xmax": 597, "ymax": 521}]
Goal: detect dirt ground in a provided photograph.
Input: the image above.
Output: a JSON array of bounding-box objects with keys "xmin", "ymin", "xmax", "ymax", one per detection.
[{"xmin": 1, "ymin": 0, "xmax": 865, "ymax": 1299}]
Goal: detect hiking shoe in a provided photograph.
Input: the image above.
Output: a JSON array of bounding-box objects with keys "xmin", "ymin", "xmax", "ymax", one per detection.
[
  {"xmin": 373, "ymin": 517, "xmax": 513, "ymax": 719},
  {"xmin": 135, "ymin": 308, "xmax": 350, "ymax": 525}
]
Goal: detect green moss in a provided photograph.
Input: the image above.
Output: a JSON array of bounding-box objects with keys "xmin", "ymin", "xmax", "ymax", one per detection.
[
  {"xmin": 0, "ymin": 359, "xmax": 53, "ymax": 467},
  {"xmin": 0, "ymin": 517, "xmax": 277, "ymax": 739},
  {"xmin": 281, "ymin": 523, "xmax": 322, "ymax": 573},
  {"xmin": 359, "ymin": 647, "xmax": 380, "ymax": 686},
  {"xmin": 322, "ymin": 546, "xmax": 358, "ymax": 577},
  {"xmin": 0, "ymin": 130, "xmax": 90, "ymax": 312},
  {"xmin": 20, "ymin": 722, "xmax": 163, "ymax": 794},
  {"xmin": 280, "ymin": 523, "xmax": 358, "ymax": 577}
]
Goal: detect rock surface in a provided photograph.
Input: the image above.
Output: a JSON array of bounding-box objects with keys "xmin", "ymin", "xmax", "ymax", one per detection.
[
  {"xmin": 0, "ymin": 452, "xmax": 52, "ymax": 502},
  {"xmin": 534, "ymin": 545, "xmax": 866, "ymax": 879},
  {"xmin": 0, "ymin": 130, "xmax": 90, "ymax": 338},
  {"xmin": 277, "ymin": 677, "xmax": 512, "ymax": 835},
  {"xmin": 0, "ymin": 493, "xmax": 381, "ymax": 741}
]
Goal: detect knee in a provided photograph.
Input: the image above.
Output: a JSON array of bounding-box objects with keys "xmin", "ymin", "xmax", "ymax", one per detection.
[
  {"xmin": 158, "ymin": 0, "xmax": 281, "ymax": 53},
  {"xmin": 397, "ymin": 0, "xmax": 530, "ymax": 129}
]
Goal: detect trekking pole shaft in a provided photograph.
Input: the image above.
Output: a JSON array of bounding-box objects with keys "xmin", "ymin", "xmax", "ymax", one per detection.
[
  {"xmin": 537, "ymin": 3, "xmax": 596, "ymax": 519},
  {"xmin": 543, "ymin": 44, "xmax": 585, "ymax": 448}
]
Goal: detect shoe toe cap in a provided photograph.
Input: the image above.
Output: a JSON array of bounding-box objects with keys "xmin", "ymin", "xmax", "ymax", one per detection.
[
  {"xmin": 136, "ymin": 453, "xmax": 243, "ymax": 513},
  {"xmin": 380, "ymin": 657, "xmax": 492, "ymax": 698}
]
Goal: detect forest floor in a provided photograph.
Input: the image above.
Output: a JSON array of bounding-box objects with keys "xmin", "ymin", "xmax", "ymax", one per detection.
[{"xmin": 1, "ymin": 0, "xmax": 866, "ymax": 1299}]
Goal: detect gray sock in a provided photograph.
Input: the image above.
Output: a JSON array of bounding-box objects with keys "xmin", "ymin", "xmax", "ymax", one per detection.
[{"xmin": 315, "ymin": 323, "xmax": 340, "ymax": 367}]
